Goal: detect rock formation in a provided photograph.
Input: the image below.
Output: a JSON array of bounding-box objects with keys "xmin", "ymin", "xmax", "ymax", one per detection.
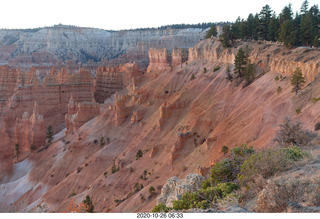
[
  {"xmin": 13, "ymin": 102, "xmax": 45, "ymax": 154},
  {"xmin": 114, "ymin": 92, "xmax": 132, "ymax": 126},
  {"xmin": 157, "ymin": 174, "xmax": 204, "ymax": 207},
  {"xmin": 147, "ymin": 48, "xmax": 171, "ymax": 72},
  {"xmin": 65, "ymin": 96, "xmax": 100, "ymax": 135},
  {"xmin": 172, "ymin": 48, "xmax": 189, "ymax": 67}
]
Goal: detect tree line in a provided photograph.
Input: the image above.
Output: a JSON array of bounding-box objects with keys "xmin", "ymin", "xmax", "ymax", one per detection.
[{"xmin": 212, "ymin": 1, "xmax": 319, "ymax": 48}]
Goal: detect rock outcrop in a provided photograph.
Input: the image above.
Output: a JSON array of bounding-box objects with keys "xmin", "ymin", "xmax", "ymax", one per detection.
[
  {"xmin": 172, "ymin": 48, "xmax": 188, "ymax": 67},
  {"xmin": 114, "ymin": 92, "xmax": 132, "ymax": 126},
  {"xmin": 147, "ymin": 48, "xmax": 171, "ymax": 72},
  {"xmin": 157, "ymin": 174, "xmax": 205, "ymax": 207},
  {"xmin": 13, "ymin": 102, "xmax": 45, "ymax": 154},
  {"xmin": 65, "ymin": 96, "xmax": 100, "ymax": 135}
]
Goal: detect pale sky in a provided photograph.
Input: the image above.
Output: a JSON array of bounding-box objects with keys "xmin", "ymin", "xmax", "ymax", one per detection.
[{"xmin": 1, "ymin": 0, "xmax": 319, "ymax": 30}]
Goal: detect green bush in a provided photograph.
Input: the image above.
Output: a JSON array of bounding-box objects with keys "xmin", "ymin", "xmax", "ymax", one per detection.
[
  {"xmin": 111, "ymin": 164, "xmax": 120, "ymax": 174},
  {"xmin": 136, "ymin": 149, "xmax": 143, "ymax": 160},
  {"xmin": 296, "ymin": 107, "xmax": 301, "ymax": 114},
  {"xmin": 190, "ymin": 74, "xmax": 195, "ymax": 80},
  {"xmin": 274, "ymin": 76, "xmax": 279, "ymax": 81},
  {"xmin": 173, "ymin": 182, "xmax": 238, "ymax": 210},
  {"xmin": 231, "ymin": 144, "xmax": 255, "ymax": 162},
  {"xmin": 100, "ymin": 137, "xmax": 105, "ymax": 147},
  {"xmin": 173, "ymin": 192, "xmax": 209, "ymax": 210},
  {"xmin": 238, "ymin": 146, "xmax": 308, "ymax": 187},
  {"xmin": 283, "ymin": 146, "xmax": 309, "ymax": 161},
  {"xmin": 203, "ymin": 67, "xmax": 207, "ymax": 73},
  {"xmin": 202, "ymin": 159, "xmax": 237, "ymax": 188},
  {"xmin": 213, "ymin": 66, "xmax": 221, "ymax": 72},
  {"xmin": 152, "ymin": 204, "xmax": 172, "ymax": 213},
  {"xmin": 277, "ymin": 86, "xmax": 282, "ymax": 94},
  {"xmin": 221, "ymin": 145, "xmax": 229, "ymax": 154}
]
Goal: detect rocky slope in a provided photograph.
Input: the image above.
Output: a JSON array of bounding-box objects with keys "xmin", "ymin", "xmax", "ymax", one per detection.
[{"xmin": 0, "ymin": 38, "xmax": 320, "ymax": 213}]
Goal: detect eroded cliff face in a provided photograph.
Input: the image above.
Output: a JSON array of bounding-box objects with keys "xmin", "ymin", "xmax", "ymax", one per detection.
[
  {"xmin": 0, "ymin": 66, "xmax": 95, "ymax": 174},
  {"xmin": 1, "ymin": 39, "xmax": 320, "ymax": 213},
  {"xmin": 0, "ymin": 26, "xmax": 208, "ymax": 71}
]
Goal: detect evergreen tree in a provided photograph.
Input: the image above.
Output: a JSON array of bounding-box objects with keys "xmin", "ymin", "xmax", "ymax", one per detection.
[
  {"xmin": 313, "ymin": 35, "xmax": 319, "ymax": 47},
  {"xmin": 234, "ymin": 48, "xmax": 247, "ymax": 78},
  {"xmin": 300, "ymin": 0, "xmax": 309, "ymax": 16},
  {"xmin": 225, "ymin": 65, "xmax": 233, "ymax": 82},
  {"xmin": 252, "ymin": 13, "xmax": 260, "ymax": 40},
  {"xmin": 219, "ymin": 25, "xmax": 232, "ymax": 48},
  {"xmin": 244, "ymin": 60, "xmax": 255, "ymax": 83},
  {"xmin": 46, "ymin": 125, "xmax": 54, "ymax": 144},
  {"xmin": 83, "ymin": 195, "xmax": 94, "ymax": 213},
  {"xmin": 300, "ymin": 12, "xmax": 314, "ymax": 46},
  {"xmin": 259, "ymin": 5, "xmax": 273, "ymax": 40},
  {"xmin": 231, "ymin": 17, "xmax": 241, "ymax": 40},
  {"xmin": 268, "ymin": 13, "xmax": 280, "ymax": 41},
  {"xmin": 279, "ymin": 20, "xmax": 294, "ymax": 47},
  {"xmin": 205, "ymin": 24, "xmax": 217, "ymax": 38},
  {"xmin": 291, "ymin": 67, "xmax": 305, "ymax": 94},
  {"xmin": 279, "ymin": 4, "xmax": 293, "ymax": 25}
]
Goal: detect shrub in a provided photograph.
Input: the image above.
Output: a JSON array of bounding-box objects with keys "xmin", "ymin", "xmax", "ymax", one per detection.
[
  {"xmin": 100, "ymin": 137, "xmax": 105, "ymax": 147},
  {"xmin": 136, "ymin": 149, "xmax": 143, "ymax": 160},
  {"xmin": 312, "ymin": 97, "xmax": 320, "ymax": 104},
  {"xmin": 103, "ymin": 171, "xmax": 108, "ymax": 177},
  {"xmin": 182, "ymin": 166, "xmax": 187, "ymax": 172},
  {"xmin": 213, "ymin": 66, "xmax": 221, "ymax": 72},
  {"xmin": 274, "ymin": 76, "xmax": 279, "ymax": 81},
  {"xmin": 231, "ymin": 144, "xmax": 255, "ymax": 162},
  {"xmin": 134, "ymin": 182, "xmax": 143, "ymax": 192},
  {"xmin": 277, "ymin": 86, "xmax": 282, "ymax": 94},
  {"xmin": 30, "ymin": 144, "xmax": 36, "ymax": 151},
  {"xmin": 69, "ymin": 192, "xmax": 77, "ymax": 197},
  {"xmin": 111, "ymin": 164, "xmax": 120, "ymax": 174},
  {"xmin": 221, "ymin": 145, "xmax": 229, "ymax": 154},
  {"xmin": 130, "ymin": 167, "xmax": 134, "ymax": 172},
  {"xmin": 173, "ymin": 182, "xmax": 238, "ymax": 210},
  {"xmin": 106, "ymin": 137, "xmax": 110, "ymax": 144},
  {"xmin": 203, "ymin": 67, "xmax": 207, "ymax": 73},
  {"xmin": 173, "ymin": 192, "xmax": 208, "ymax": 210},
  {"xmin": 149, "ymin": 186, "xmax": 156, "ymax": 196},
  {"xmin": 274, "ymin": 117, "xmax": 317, "ymax": 147},
  {"xmin": 296, "ymin": 107, "xmax": 301, "ymax": 114},
  {"xmin": 203, "ymin": 159, "xmax": 237, "ymax": 188},
  {"xmin": 152, "ymin": 204, "xmax": 172, "ymax": 213},
  {"xmin": 93, "ymin": 139, "xmax": 98, "ymax": 145},
  {"xmin": 238, "ymin": 146, "xmax": 308, "ymax": 196},
  {"xmin": 190, "ymin": 74, "xmax": 195, "ymax": 80},
  {"xmin": 315, "ymin": 122, "xmax": 320, "ymax": 131}
]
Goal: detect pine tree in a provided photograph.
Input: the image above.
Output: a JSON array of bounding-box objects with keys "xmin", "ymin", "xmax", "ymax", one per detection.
[
  {"xmin": 259, "ymin": 5, "xmax": 273, "ymax": 40},
  {"xmin": 291, "ymin": 67, "xmax": 305, "ymax": 94},
  {"xmin": 313, "ymin": 35, "xmax": 319, "ymax": 47},
  {"xmin": 219, "ymin": 25, "xmax": 232, "ymax": 48},
  {"xmin": 300, "ymin": 0, "xmax": 309, "ymax": 15},
  {"xmin": 300, "ymin": 12, "xmax": 314, "ymax": 46},
  {"xmin": 234, "ymin": 48, "xmax": 247, "ymax": 78},
  {"xmin": 244, "ymin": 60, "xmax": 255, "ymax": 83},
  {"xmin": 83, "ymin": 195, "xmax": 94, "ymax": 213},
  {"xmin": 268, "ymin": 13, "xmax": 280, "ymax": 41},
  {"xmin": 205, "ymin": 24, "xmax": 217, "ymax": 38},
  {"xmin": 225, "ymin": 65, "xmax": 233, "ymax": 82},
  {"xmin": 46, "ymin": 125, "xmax": 53, "ymax": 144}
]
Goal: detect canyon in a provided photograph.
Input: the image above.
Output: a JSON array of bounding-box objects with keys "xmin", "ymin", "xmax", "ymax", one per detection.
[{"xmin": 0, "ymin": 30, "xmax": 320, "ymax": 213}]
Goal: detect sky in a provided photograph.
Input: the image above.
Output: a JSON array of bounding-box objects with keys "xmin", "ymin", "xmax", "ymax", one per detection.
[{"xmin": 1, "ymin": 0, "xmax": 319, "ymax": 30}]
